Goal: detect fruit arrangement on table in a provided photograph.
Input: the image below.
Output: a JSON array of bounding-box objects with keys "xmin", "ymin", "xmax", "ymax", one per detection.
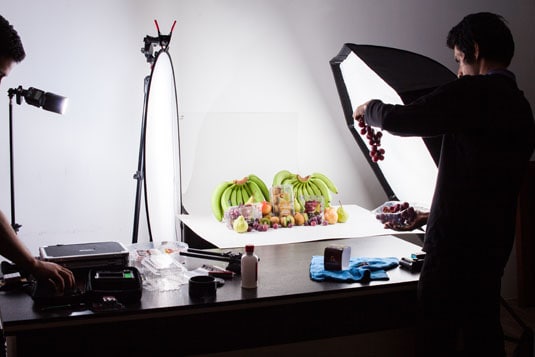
[{"xmin": 211, "ymin": 170, "xmax": 349, "ymax": 233}]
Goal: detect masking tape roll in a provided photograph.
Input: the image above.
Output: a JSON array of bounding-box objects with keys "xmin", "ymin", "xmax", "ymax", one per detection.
[{"xmin": 324, "ymin": 245, "xmax": 351, "ymax": 271}]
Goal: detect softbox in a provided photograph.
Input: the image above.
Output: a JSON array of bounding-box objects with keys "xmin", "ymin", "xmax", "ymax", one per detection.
[{"xmin": 330, "ymin": 43, "xmax": 456, "ymax": 207}]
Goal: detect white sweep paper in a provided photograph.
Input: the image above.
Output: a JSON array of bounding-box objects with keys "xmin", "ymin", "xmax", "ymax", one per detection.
[{"xmin": 178, "ymin": 204, "xmax": 423, "ymax": 249}]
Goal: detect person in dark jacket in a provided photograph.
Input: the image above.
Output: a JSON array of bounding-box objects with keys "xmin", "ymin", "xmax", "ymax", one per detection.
[{"xmin": 354, "ymin": 12, "xmax": 535, "ymax": 357}]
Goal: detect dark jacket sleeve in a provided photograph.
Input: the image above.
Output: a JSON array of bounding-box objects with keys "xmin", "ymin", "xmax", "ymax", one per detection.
[{"xmin": 364, "ymin": 77, "xmax": 482, "ymax": 137}]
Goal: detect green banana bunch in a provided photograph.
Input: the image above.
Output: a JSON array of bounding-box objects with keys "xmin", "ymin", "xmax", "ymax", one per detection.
[
  {"xmin": 272, "ymin": 170, "xmax": 338, "ymax": 209},
  {"xmin": 211, "ymin": 174, "xmax": 270, "ymax": 221},
  {"xmin": 272, "ymin": 169, "xmax": 295, "ymax": 186}
]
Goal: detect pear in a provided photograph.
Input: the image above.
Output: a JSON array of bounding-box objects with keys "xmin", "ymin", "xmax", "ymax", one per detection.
[
  {"xmin": 337, "ymin": 201, "xmax": 349, "ymax": 223},
  {"xmin": 233, "ymin": 215, "xmax": 249, "ymax": 233}
]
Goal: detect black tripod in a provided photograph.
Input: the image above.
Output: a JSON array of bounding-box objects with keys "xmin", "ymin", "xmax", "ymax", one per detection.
[{"xmin": 7, "ymin": 91, "xmax": 22, "ymax": 233}]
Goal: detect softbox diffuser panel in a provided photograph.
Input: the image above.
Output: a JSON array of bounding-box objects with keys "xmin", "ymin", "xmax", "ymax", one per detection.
[{"xmin": 330, "ymin": 44, "xmax": 456, "ymax": 208}]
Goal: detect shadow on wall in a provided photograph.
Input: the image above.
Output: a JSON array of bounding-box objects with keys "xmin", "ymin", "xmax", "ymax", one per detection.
[{"xmin": 182, "ymin": 112, "xmax": 299, "ymax": 216}]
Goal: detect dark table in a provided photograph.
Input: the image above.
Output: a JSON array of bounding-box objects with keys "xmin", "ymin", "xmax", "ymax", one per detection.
[{"xmin": 0, "ymin": 235, "xmax": 422, "ymax": 356}]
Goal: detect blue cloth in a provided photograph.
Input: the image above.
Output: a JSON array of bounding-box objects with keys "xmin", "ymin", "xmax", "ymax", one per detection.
[{"xmin": 309, "ymin": 256, "xmax": 399, "ymax": 282}]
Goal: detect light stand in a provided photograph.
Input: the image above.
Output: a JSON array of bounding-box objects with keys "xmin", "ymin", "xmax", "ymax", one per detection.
[
  {"xmin": 132, "ymin": 20, "xmax": 183, "ymax": 244},
  {"xmin": 6, "ymin": 86, "xmax": 68, "ymax": 233},
  {"xmin": 131, "ymin": 72, "xmax": 151, "ymax": 244}
]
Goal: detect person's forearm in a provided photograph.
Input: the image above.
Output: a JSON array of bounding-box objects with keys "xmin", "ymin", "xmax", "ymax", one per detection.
[
  {"xmin": 365, "ymin": 99, "xmax": 390, "ymax": 128},
  {"xmin": 0, "ymin": 210, "xmax": 37, "ymax": 271}
]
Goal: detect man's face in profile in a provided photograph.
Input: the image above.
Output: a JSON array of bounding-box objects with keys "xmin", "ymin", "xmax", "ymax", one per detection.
[{"xmin": 0, "ymin": 55, "xmax": 15, "ymax": 86}]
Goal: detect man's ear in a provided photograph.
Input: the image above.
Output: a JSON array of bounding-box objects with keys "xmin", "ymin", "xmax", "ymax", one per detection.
[{"xmin": 474, "ymin": 43, "xmax": 480, "ymax": 61}]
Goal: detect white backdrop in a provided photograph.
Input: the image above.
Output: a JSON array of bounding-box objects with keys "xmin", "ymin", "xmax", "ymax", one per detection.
[{"xmin": 1, "ymin": 1, "xmax": 533, "ymax": 264}]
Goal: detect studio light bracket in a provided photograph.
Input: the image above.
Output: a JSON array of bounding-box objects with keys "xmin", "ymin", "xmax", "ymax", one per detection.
[{"xmin": 141, "ymin": 19, "xmax": 177, "ymax": 65}]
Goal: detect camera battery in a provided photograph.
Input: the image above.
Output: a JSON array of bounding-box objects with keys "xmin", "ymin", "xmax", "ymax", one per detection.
[{"xmin": 399, "ymin": 256, "xmax": 424, "ymax": 273}]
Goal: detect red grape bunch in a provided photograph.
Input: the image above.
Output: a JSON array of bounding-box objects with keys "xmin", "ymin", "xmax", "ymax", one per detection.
[
  {"xmin": 304, "ymin": 200, "xmax": 323, "ymax": 226},
  {"xmin": 375, "ymin": 201, "xmax": 416, "ymax": 226},
  {"xmin": 356, "ymin": 116, "xmax": 384, "ymax": 162}
]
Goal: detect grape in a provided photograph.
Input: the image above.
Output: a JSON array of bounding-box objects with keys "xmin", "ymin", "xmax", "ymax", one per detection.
[
  {"xmin": 304, "ymin": 200, "xmax": 318, "ymax": 213},
  {"xmin": 376, "ymin": 202, "xmax": 417, "ymax": 226},
  {"xmin": 356, "ymin": 115, "xmax": 385, "ymax": 161},
  {"xmin": 251, "ymin": 219, "xmax": 270, "ymax": 232},
  {"xmin": 228, "ymin": 207, "xmax": 240, "ymax": 220}
]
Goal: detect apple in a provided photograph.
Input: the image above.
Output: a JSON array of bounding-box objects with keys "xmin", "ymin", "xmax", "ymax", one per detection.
[
  {"xmin": 323, "ymin": 207, "xmax": 338, "ymax": 224},
  {"xmin": 261, "ymin": 201, "xmax": 272, "ymax": 216}
]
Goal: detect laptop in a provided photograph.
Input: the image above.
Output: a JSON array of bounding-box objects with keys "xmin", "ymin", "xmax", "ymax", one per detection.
[{"xmin": 39, "ymin": 241, "xmax": 130, "ymax": 270}]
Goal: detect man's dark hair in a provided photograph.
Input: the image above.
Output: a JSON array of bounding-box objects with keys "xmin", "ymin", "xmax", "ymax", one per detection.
[
  {"xmin": 0, "ymin": 14, "xmax": 25, "ymax": 62},
  {"xmin": 446, "ymin": 12, "xmax": 514, "ymax": 67}
]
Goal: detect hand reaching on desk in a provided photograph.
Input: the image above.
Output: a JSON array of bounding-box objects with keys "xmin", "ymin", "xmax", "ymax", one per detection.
[
  {"xmin": 29, "ymin": 259, "xmax": 76, "ymax": 293},
  {"xmin": 384, "ymin": 210, "xmax": 429, "ymax": 231},
  {"xmin": 0, "ymin": 210, "xmax": 75, "ymax": 293}
]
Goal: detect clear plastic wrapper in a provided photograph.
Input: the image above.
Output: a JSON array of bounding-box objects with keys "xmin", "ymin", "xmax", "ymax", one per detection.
[
  {"xmin": 224, "ymin": 203, "xmax": 262, "ymax": 230},
  {"xmin": 373, "ymin": 201, "xmax": 428, "ymax": 227},
  {"xmin": 302, "ymin": 196, "xmax": 324, "ymax": 226},
  {"xmin": 270, "ymin": 185, "xmax": 295, "ymax": 217},
  {"xmin": 129, "ymin": 241, "xmax": 189, "ymax": 292}
]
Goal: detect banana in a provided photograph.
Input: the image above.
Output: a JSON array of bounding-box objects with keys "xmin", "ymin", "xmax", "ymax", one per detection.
[
  {"xmin": 311, "ymin": 172, "xmax": 339, "ymax": 194},
  {"xmin": 241, "ymin": 185, "xmax": 251, "ymax": 205},
  {"xmin": 242, "ymin": 181, "xmax": 252, "ymax": 201},
  {"xmin": 307, "ymin": 180, "xmax": 322, "ymax": 197},
  {"xmin": 248, "ymin": 174, "xmax": 270, "ymax": 201},
  {"xmin": 297, "ymin": 180, "xmax": 307, "ymax": 198},
  {"xmin": 281, "ymin": 173, "xmax": 297, "ymax": 187},
  {"xmin": 301, "ymin": 183, "xmax": 310, "ymax": 206},
  {"xmin": 310, "ymin": 177, "xmax": 332, "ymax": 207},
  {"xmin": 294, "ymin": 182, "xmax": 305, "ymax": 210},
  {"xmin": 230, "ymin": 185, "xmax": 239, "ymax": 206},
  {"xmin": 211, "ymin": 181, "xmax": 233, "ymax": 221},
  {"xmin": 247, "ymin": 180, "xmax": 265, "ymax": 203},
  {"xmin": 220, "ymin": 184, "xmax": 235, "ymax": 214},
  {"xmin": 272, "ymin": 169, "xmax": 293, "ymax": 186},
  {"xmin": 305, "ymin": 180, "xmax": 321, "ymax": 197},
  {"xmin": 238, "ymin": 185, "xmax": 248, "ymax": 205},
  {"xmin": 297, "ymin": 180, "xmax": 305, "ymax": 197},
  {"xmin": 234, "ymin": 185, "xmax": 243, "ymax": 205}
]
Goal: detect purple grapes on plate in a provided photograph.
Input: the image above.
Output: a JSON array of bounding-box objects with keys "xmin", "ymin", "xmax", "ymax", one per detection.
[{"xmin": 375, "ymin": 201, "xmax": 417, "ymax": 226}]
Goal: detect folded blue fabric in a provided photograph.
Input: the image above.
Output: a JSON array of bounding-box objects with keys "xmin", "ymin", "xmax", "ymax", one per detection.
[{"xmin": 309, "ymin": 256, "xmax": 399, "ymax": 282}]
